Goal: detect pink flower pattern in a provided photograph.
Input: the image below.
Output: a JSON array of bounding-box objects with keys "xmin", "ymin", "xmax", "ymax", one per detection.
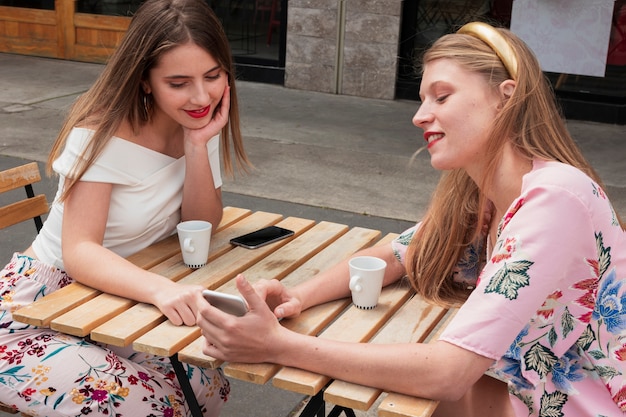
[
  {"xmin": 394, "ymin": 160, "xmax": 626, "ymax": 416},
  {"xmin": 0, "ymin": 254, "xmax": 230, "ymax": 416}
]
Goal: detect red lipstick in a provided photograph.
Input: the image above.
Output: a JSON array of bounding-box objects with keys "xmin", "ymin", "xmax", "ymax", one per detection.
[
  {"xmin": 424, "ymin": 132, "xmax": 444, "ymax": 149},
  {"xmin": 186, "ymin": 106, "xmax": 210, "ymax": 119}
]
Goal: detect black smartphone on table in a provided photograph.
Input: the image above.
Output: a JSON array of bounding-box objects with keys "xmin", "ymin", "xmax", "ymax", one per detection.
[{"xmin": 229, "ymin": 225, "xmax": 294, "ymax": 249}]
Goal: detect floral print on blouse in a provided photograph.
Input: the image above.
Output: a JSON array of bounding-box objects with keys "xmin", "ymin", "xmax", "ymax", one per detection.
[
  {"xmin": 0, "ymin": 254, "xmax": 230, "ymax": 416},
  {"xmin": 392, "ymin": 160, "xmax": 626, "ymax": 417},
  {"xmin": 392, "ymin": 226, "xmax": 485, "ymax": 290}
]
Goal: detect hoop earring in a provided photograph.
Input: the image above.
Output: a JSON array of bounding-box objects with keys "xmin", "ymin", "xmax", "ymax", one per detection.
[{"xmin": 142, "ymin": 93, "xmax": 152, "ymax": 119}]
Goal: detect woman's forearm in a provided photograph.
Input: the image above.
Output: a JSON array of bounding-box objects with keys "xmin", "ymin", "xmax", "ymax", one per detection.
[
  {"xmin": 293, "ymin": 244, "xmax": 406, "ymax": 310},
  {"xmin": 267, "ymin": 327, "xmax": 489, "ymax": 401},
  {"xmin": 63, "ymin": 240, "xmax": 175, "ymax": 304}
]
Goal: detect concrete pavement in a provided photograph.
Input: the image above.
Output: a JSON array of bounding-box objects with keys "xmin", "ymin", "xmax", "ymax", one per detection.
[
  {"xmin": 1, "ymin": 52, "xmax": 625, "ymax": 417},
  {"xmin": 1, "ymin": 53, "xmax": 625, "ymax": 221}
]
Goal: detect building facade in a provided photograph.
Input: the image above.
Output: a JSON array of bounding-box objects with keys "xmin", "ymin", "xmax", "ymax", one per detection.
[{"xmin": 0, "ymin": 0, "xmax": 624, "ymax": 124}]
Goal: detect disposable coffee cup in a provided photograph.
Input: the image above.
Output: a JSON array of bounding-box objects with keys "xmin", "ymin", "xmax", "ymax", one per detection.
[
  {"xmin": 176, "ymin": 220, "xmax": 212, "ymax": 268},
  {"xmin": 348, "ymin": 256, "xmax": 386, "ymax": 309}
]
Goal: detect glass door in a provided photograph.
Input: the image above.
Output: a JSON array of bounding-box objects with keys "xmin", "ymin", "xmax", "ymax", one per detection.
[
  {"xmin": 72, "ymin": 0, "xmax": 287, "ymax": 83},
  {"xmin": 397, "ymin": 0, "xmax": 625, "ymax": 124}
]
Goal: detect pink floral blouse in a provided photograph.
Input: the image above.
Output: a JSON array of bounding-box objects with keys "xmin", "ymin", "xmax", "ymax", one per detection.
[{"xmin": 392, "ymin": 159, "xmax": 626, "ymax": 417}]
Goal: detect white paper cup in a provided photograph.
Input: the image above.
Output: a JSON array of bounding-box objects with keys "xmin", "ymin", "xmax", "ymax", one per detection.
[
  {"xmin": 348, "ymin": 256, "xmax": 386, "ymax": 309},
  {"xmin": 176, "ymin": 220, "xmax": 212, "ymax": 268}
]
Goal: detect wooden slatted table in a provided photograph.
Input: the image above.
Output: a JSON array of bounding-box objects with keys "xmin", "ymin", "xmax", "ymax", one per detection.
[{"xmin": 13, "ymin": 207, "xmax": 449, "ymax": 417}]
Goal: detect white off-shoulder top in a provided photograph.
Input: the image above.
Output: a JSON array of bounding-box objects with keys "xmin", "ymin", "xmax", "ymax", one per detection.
[{"xmin": 32, "ymin": 127, "xmax": 222, "ymax": 270}]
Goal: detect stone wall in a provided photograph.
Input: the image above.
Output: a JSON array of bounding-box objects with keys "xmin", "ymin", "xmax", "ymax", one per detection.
[{"xmin": 285, "ymin": 0, "xmax": 402, "ymax": 100}]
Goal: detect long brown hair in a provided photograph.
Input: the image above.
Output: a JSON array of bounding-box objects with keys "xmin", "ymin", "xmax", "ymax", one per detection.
[
  {"xmin": 47, "ymin": 0, "xmax": 250, "ymax": 199},
  {"xmin": 406, "ymin": 25, "xmax": 623, "ymax": 307}
]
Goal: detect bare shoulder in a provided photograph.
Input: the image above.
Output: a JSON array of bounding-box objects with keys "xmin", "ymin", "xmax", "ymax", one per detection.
[{"xmin": 112, "ymin": 119, "xmax": 137, "ymax": 142}]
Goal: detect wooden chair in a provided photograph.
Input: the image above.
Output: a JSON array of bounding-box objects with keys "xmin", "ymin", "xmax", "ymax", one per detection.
[
  {"xmin": 0, "ymin": 161, "xmax": 48, "ymax": 417},
  {"xmin": 0, "ymin": 162, "xmax": 48, "ymax": 232}
]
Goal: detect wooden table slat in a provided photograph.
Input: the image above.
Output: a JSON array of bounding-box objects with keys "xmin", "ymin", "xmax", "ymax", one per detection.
[
  {"xmin": 88, "ymin": 211, "xmax": 285, "ymax": 346},
  {"xmin": 275, "ymin": 232, "xmax": 398, "ymax": 338},
  {"xmin": 83, "ymin": 255, "xmax": 190, "ymax": 344},
  {"xmin": 11, "ymin": 282, "xmax": 98, "ymax": 327},
  {"xmin": 11, "ymin": 208, "xmax": 446, "ymax": 417},
  {"xmin": 50, "ymin": 294, "xmax": 134, "ymax": 336},
  {"xmin": 218, "ymin": 221, "xmax": 349, "ymax": 293},
  {"xmin": 323, "ymin": 295, "xmax": 448, "ymax": 410},
  {"xmin": 182, "ymin": 228, "xmax": 387, "ymax": 380},
  {"xmin": 91, "ymin": 302, "xmax": 165, "ymax": 346},
  {"xmin": 221, "ymin": 361, "xmax": 283, "ymax": 385},
  {"xmin": 132, "ymin": 217, "xmax": 326, "ymax": 356},
  {"xmin": 378, "ymin": 396, "xmax": 440, "ymax": 417},
  {"xmin": 278, "ymin": 228, "xmax": 387, "ymax": 290},
  {"xmin": 176, "ymin": 337, "xmax": 223, "ymax": 369},
  {"xmin": 11, "ymin": 207, "xmax": 251, "ymax": 328},
  {"xmin": 222, "ymin": 232, "xmax": 398, "ymax": 384},
  {"xmin": 317, "ymin": 285, "xmax": 412, "ymax": 341},
  {"xmin": 124, "ymin": 206, "xmax": 249, "ymax": 268},
  {"xmin": 213, "ymin": 206, "xmax": 253, "ymax": 230},
  {"xmin": 47, "ymin": 211, "xmax": 278, "ymax": 340},
  {"xmin": 124, "ymin": 235, "xmax": 180, "ymax": 268},
  {"xmin": 377, "ymin": 310, "xmax": 458, "ymax": 417},
  {"xmin": 272, "ymin": 283, "xmax": 413, "ymax": 395},
  {"xmin": 175, "ymin": 217, "xmax": 315, "ymax": 289}
]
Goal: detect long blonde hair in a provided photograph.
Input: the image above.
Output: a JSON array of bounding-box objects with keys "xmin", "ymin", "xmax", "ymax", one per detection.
[
  {"xmin": 47, "ymin": 0, "xmax": 251, "ymax": 199},
  {"xmin": 406, "ymin": 25, "xmax": 623, "ymax": 307}
]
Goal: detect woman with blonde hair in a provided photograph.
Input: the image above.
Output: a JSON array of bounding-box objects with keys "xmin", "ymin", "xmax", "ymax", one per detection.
[
  {"xmin": 198, "ymin": 22, "xmax": 626, "ymax": 416},
  {"xmin": 0, "ymin": 0, "xmax": 250, "ymax": 415}
]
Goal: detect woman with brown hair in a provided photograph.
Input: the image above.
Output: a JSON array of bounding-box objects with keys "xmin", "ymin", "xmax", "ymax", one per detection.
[
  {"xmin": 0, "ymin": 0, "xmax": 250, "ymax": 415},
  {"xmin": 198, "ymin": 22, "xmax": 626, "ymax": 416}
]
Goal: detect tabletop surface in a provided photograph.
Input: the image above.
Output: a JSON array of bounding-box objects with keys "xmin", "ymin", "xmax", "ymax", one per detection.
[{"xmin": 13, "ymin": 207, "xmax": 451, "ymax": 417}]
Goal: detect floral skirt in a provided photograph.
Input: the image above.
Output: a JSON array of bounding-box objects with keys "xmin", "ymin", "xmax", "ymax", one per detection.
[{"xmin": 0, "ymin": 253, "xmax": 230, "ymax": 417}]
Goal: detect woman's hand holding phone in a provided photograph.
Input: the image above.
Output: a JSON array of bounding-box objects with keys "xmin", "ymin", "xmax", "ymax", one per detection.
[{"xmin": 198, "ymin": 275, "xmax": 287, "ymax": 364}]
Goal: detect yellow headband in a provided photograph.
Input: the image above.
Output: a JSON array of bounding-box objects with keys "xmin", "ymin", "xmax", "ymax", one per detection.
[{"xmin": 457, "ymin": 22, "xmax": 518, "ymax": 80}]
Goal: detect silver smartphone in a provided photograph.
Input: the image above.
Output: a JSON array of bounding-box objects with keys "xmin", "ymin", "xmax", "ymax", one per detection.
[{"xmin": 202, "ymin": 289, "xmax": 248, "ymax": 317}]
